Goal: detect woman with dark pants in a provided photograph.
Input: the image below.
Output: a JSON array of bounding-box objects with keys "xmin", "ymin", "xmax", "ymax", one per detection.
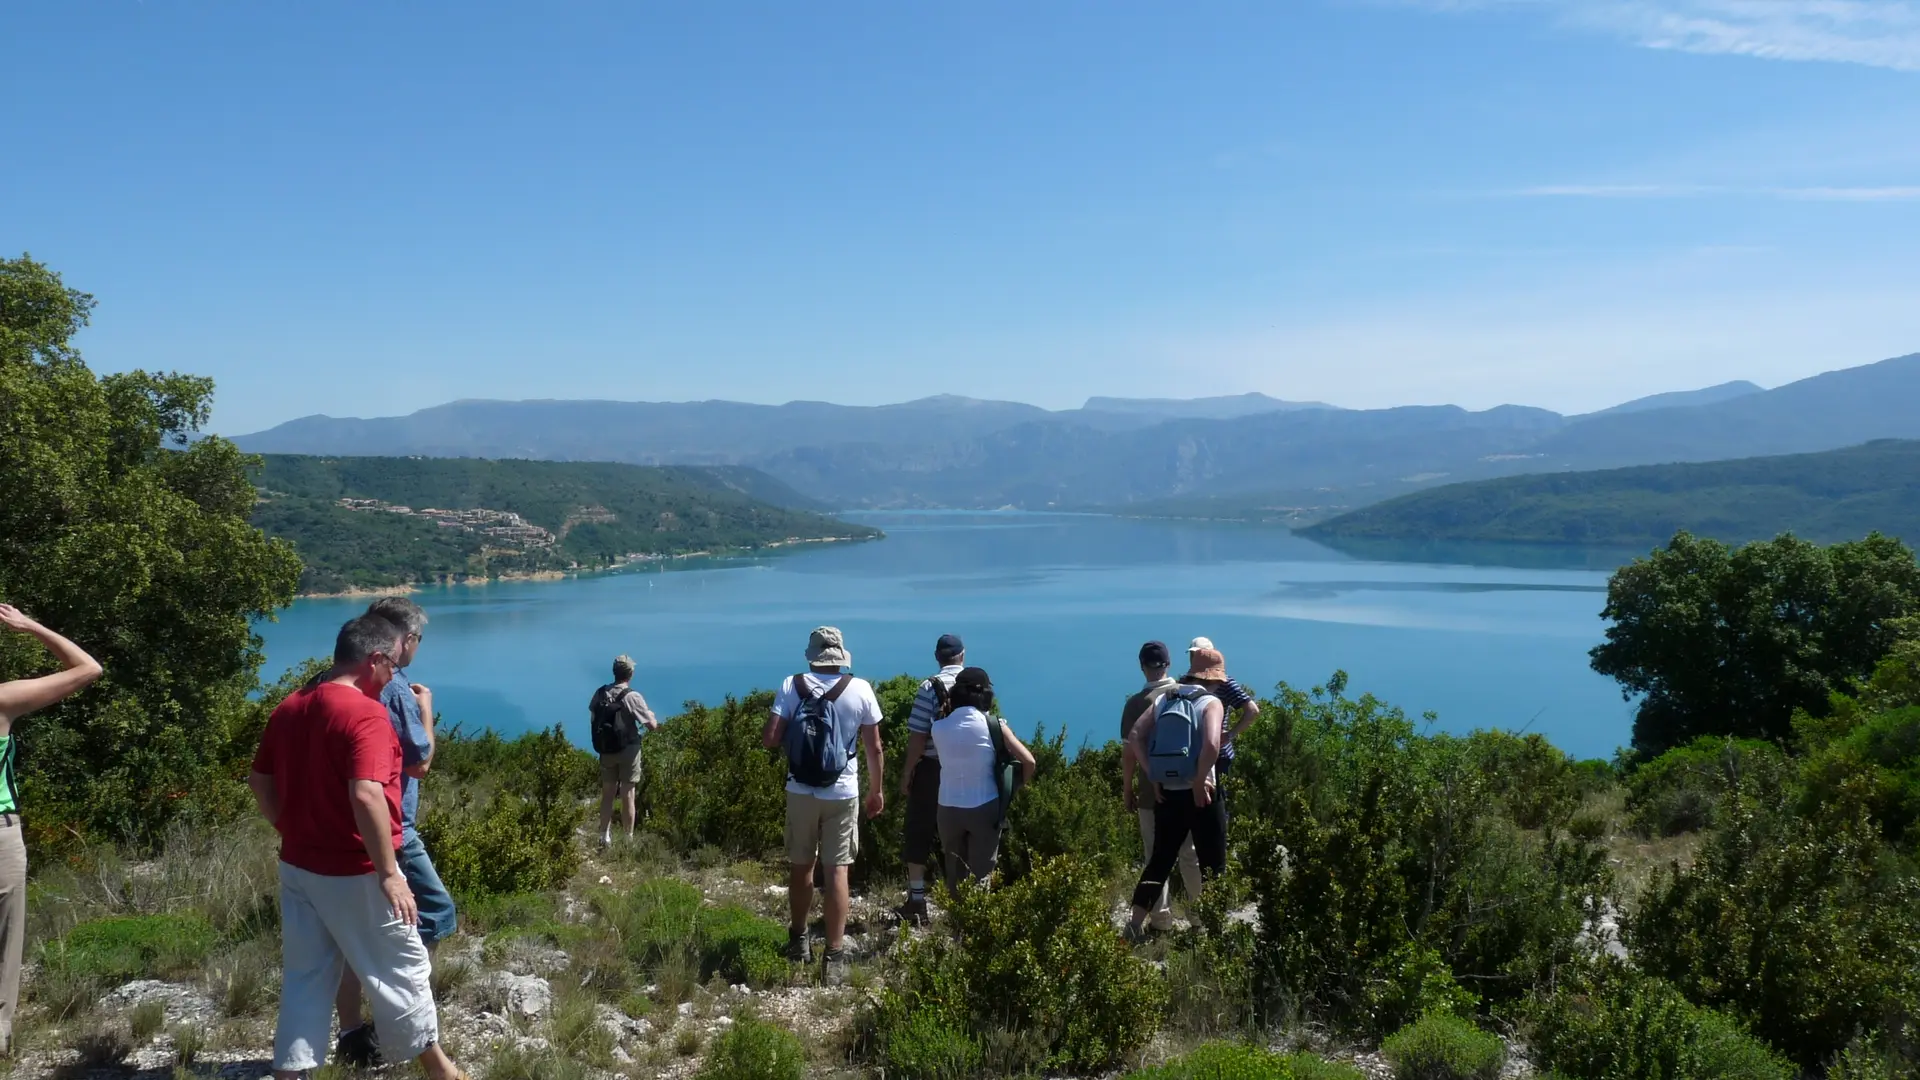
[
  {"xmin": 928, "ymin": 667, "xmax": 1036, "ymax": 889},
  {"xmin": 1121, "ymin": 684, "xmax": 1225, "ymax": 942},
  {"xmin": 0, "ymin": 604, "xmax": 103, "ymax": 1053}
]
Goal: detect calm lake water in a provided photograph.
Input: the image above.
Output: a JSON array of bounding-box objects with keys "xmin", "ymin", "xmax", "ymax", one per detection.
[{"xmin": 255, "ymin": 513, "xmax": 1638, "ymax": 760}]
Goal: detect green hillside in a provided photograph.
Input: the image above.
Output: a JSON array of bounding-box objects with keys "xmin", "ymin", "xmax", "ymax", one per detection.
[
  {"xmin": 249, "ymin": 455, "xmax": 879, "ymax": 593},
  {"xmin": 1303, "ymin": 439, "xmax": 1920, "ymax": 547}
]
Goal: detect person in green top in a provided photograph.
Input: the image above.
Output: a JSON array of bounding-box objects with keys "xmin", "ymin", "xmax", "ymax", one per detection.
[{"xmin": 0, "ymin": 603, "xmax": 103, "ymax": 1054}]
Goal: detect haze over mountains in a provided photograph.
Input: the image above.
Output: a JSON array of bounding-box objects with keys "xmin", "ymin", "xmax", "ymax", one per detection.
[{"xmin": 233, "ymin": 352, "xmax": 1920, "ymax": 513}]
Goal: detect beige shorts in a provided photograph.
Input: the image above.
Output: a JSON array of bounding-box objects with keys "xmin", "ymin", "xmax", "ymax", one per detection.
[
  {"xmin": 599, "ymin": 746, "xmax": 641, "ymax": 787},
  {"xmin": 785, "ymin": 791, "xmax": 860, "ymax": 867}
]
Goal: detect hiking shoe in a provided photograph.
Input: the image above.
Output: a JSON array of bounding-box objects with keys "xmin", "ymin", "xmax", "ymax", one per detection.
[
  {"xmin": 786, "ymin": 928, "xmax": 813, "ymax": 965},
  {"xmin": 898, "ymin": 895, "xmax": 929, "ymax": 927},
  {"xmin": 823, "ymin": 947, "xmax": 849, "ymax": 987},
  {"xmin": 1122, "ymin": 921, "xmax": 1152, "ymax": 946},
  {"xmin": 335, "ymin": 1023, "xmax": 384, "ymax": 1069}
]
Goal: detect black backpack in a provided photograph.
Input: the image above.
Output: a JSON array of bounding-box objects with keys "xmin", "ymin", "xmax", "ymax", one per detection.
[{"xmin": 589, "ymin": 685, "xmax": 638, "ymax": 754}]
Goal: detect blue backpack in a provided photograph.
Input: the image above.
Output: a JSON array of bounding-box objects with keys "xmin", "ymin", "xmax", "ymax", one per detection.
[
  {"xmin": 1146, "ymin": 686, "xmax": 1209, "ymax": 783},
  {"xmin": 784, "ymin": 673, "xmax": 856, "ymax": 788}
]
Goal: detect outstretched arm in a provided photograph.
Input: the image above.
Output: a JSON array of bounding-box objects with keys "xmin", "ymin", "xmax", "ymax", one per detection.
[
  {"xmin": 0, "ymin": 605, "xmax": 103, "ymax": 729},
  {"xmin": 1001, "ymin": 724, "xmax": 1039, "ymax": 785}
]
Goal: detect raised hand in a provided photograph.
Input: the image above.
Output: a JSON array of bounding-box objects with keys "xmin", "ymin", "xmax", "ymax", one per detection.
[{"xmin": 0, "ymin": 605, "xmax": 41, "ymax": 634}]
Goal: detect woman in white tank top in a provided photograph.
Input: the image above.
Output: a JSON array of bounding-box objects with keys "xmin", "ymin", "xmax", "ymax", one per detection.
[{"xmin": 928, "ymin": 667, "xmax": 1035, "ymax": 889}]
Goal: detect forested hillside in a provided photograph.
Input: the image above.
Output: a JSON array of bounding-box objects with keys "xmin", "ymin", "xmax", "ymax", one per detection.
[
  {"xmin": 249, "ymin": 455, "xmax": 878, "ymax": 593},
  {"xmin": 1305, "ymin": 439, "xmax": 1920, "ymax": 546}
]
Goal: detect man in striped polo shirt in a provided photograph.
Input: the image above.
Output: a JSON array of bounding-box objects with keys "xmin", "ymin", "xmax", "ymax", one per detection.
[{"xmin": 896, "ymin": 633, "xmax": 966, "ymax": 926}]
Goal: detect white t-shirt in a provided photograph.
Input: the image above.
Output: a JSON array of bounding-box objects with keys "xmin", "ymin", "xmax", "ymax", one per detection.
[
  {"xmin": 930, "ymin": 705, "xmax": 1002, "ymax": 809},
  {"xmin": 773, "ymin": 672, "xmax": 884, "ymax": 800}
]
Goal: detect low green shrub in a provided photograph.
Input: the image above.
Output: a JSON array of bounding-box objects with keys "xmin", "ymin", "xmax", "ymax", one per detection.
[
  {"xmin": 41, "ymin": 913, "xmax": 216, "ymax": 983},
  {"xmin": 695, "ymin": 1016, "xmax": 808, "ymax": 1080},
  {"xmin": 1525, "ymin": 961, "xmax": 1795, "ymax": 1080},
  {"xmin": 639, "ymin": 691, "xmax": 790, "ymax": 859},
  {"xmin": 697, "ymin": 905, "xmax": 789, "ymax": 989},
  {"xmin": 1124, "ymin": 1042, "xmax": 1365, "ymax": 1080},
  {"xmin": 1381, "ymin": 1011, "xmax": 1505, "ymax": 1080},
  {"xmin": 419, "ymin": 729, "xmax": 585, "ymax": 897},
  {"xmin": 875, "ymin": 1009, "xmax": 983, "ymax": 1080},
  {"xmin": 1624, "ymin": 736, "xmax": 1786, "ymax": 837},
  {"xmin": 882, "ymin": 855, "xmax": 1165, "ymax": 1074},
  {"xmin": 997, "ymin": 732, "xmax": 1137, "ymax": 884}
]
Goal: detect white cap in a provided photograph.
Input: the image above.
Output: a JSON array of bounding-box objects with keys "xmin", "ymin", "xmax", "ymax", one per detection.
[{"xmin": 1188, "ymin": 636, "xmax": 1215, "ymax": 652}]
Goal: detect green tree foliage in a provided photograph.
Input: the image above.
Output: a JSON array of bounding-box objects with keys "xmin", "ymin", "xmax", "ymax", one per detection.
[
  {"xmin": 1624, "ymin": 782, "xmax": 1920, "ymax": 1067},
  {"xmin": 0, "ymin": 255, "xmax": 301, "ymax": 846},
  {"xmin": 1590, "ymin": 532, "xmax": 1920, "ymax": 756},
  {"xmin": 1230, "ymin": 675, "xmax": 1607, "ymax": 1036},
  {"xmin": 249, "ymin": 454, "xmax": 879, "ymax": 593},
  {"xmin": 1624, "ymin": 736, "xmax": 1790, "ymax": 837}
]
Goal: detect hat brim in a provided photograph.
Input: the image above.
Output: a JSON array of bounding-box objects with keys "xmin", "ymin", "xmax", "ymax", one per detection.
[{"xmin": 1187, "ymin": 664, "xmax": 1227, "ymax": 682}]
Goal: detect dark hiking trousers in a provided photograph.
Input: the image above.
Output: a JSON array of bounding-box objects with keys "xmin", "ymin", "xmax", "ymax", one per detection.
[{"xmin": 1130, "ymin": 786, "xmax": 1227, "ymax": 911}]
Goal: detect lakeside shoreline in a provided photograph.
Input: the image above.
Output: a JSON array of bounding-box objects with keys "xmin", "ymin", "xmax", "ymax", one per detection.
[{"xmin": 294, "ymin": 532, "xmax": 881, "ymax": 599}]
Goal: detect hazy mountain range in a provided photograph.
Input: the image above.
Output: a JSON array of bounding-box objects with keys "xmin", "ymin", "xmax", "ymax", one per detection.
[{"xmin": 232, "ymin": 352, "xmax": 1920, "ymax": 513}]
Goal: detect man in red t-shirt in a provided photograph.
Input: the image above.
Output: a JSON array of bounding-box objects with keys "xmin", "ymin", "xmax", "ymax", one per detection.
[{"xmin": 248, "ymin": 614, "xmax": 469, "ymax": 1080}]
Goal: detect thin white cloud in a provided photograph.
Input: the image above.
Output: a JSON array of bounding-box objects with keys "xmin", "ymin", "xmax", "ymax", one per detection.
[
  {"xmin": 1399, "ymin": 0, "xmax": 1920, "ymax": 72},
  {"xmin": 1512, "ymin": 183, "xmax": 1920, "ymax": 199}
]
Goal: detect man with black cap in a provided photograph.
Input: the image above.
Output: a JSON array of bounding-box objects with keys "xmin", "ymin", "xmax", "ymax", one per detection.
[
  {"xmin": 896, "ymin": 633, "xmax": 966, "ymax": 925},
  {"xmin": 1120, "ymin": 641, "xmax": 1202, "ymax": 931}
]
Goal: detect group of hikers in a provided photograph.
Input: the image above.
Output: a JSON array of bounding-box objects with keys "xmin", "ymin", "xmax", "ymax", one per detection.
[{"xmin": 0, "ymin": 597, "xmax": 1259, "ymax": 1075}]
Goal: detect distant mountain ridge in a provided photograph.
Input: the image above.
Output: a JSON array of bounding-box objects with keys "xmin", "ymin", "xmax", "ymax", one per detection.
[
  {"xmin": 1080, "ymin": 392, "xmax": 1335, "ymax": 419},
  {"xmin": 1580, "ymin": 380, "xmax": 1763, "ymax": 417},
  {"xmin": 1303, "ymin": 439, "xmax": 1920, "ymax": 547},
  {"xmin": 231, "ymin": 352, "xmax": 1920, "ymax": 511}
]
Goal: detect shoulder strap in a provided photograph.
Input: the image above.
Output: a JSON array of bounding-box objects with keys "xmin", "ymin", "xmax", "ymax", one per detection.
[
  {"xmin": 821, "ymin": 675, "xmax": 853, "ymax": 703},
  {"xmin": 794, "ymin": 673, "xmax": 820, "ymax": 702}
]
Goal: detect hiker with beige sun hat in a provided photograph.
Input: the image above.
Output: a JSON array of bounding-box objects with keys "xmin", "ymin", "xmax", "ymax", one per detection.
[
  {"xmin": 761, "ymin": 626, "xmax": 884, "ymax": 985},
  {"xmin": 1178, "ymin": 637, "xmax": 1260, "ymax": 818}
]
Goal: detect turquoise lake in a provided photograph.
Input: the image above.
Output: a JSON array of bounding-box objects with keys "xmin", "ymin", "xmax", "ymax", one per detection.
[{"xmin": 255, "ymin": 513, "xmax": 1638, "ymax": 760}]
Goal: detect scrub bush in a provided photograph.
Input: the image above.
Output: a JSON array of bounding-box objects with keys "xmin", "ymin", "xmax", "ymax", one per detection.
[
  {"xmin": 998, "ymin": 729, "xmax": 1137, "ymax": 884},
  {"xmin": 1465, "ymin": 730, "xmax": 1585, "ymax": 830},
  {"xmin": 1380, "ymin": 1011, "xmax": 1505, "ymax": 1080},
  {"xmin": 1625, "ymin": 786, "xmax": 1920, "ymax": 1067},
  {"xmin": 418, "ymin": 723, "xmax": 585, "ymax": 896},
  {"xmin": 1236, "ymin": 676, "xmax": 1606, "ymax": 1035},
  {"xmin": 1525, "ymin": 961, "xmax": 1794, "ymax": 1080},
  {"xmin": 1125, "ymin": 1042, "xmax": 1365, "ymax": 1080},
  {"xmin": 640, "ymin": 690, "xmax": 789, "ymax": 858},
  {"xmin": 880, "ymin": 855, "xmax": 1165, "ymax": 1074},
  {"xmin": 1624, "ymin": 735, "xmax": 1787, "ymax": 837},
  {"xmin": 695, "ymin": 1016, "xmax": 808, "ymax": 1080}
]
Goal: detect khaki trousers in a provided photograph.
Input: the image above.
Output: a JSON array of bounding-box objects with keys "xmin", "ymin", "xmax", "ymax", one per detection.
[
  {"xmin": 1137, "ymin": 805, "xmax": 1202, "ymax": 925},
  {"xmin": 0, "ymin": 820, "xmax": 26, "ymax": 1055}
]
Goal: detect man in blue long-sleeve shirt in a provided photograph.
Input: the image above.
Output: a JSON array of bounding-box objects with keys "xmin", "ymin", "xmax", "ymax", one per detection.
[{"xmin": 335, "ymin": 597, "xmax": 457, "ymax": 1068}]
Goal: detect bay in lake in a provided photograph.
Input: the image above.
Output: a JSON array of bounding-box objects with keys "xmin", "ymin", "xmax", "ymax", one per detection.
[{"xmin": 256, "ymin": 513, "xmax": 1638, "ymax": 760}]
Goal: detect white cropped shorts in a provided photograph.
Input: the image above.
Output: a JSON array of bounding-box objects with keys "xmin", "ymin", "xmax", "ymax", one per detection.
[{"xmin": 274, "ymin": 861, "xmax": 440, "ymax": 1071}]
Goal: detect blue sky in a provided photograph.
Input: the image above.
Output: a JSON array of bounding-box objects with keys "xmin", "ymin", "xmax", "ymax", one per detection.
[{"xmin": 6, "ymin": 1, "xmax": 1918, "ymax": 432}]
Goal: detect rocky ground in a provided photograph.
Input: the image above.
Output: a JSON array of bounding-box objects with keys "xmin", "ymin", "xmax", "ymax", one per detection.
[{"xmin": 8, "ymin": 844, "xmax": 1554, "ymax": 1080}]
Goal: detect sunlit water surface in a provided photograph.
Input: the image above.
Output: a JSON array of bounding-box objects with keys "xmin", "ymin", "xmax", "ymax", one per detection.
[{"xmin": 256, "ymin": 513, "xmax": 1637, "ymax": 759}]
